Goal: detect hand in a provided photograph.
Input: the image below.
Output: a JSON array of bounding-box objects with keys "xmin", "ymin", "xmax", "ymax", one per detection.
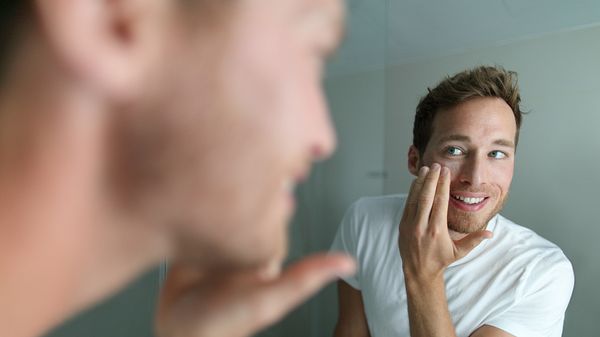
[
  {"xmin": 155, "ymin": 254, "xmax": 355, "ymax": 337},
  {"xmin": 398, "ymin": 164, "xmax": 492, "ymax": 282}
]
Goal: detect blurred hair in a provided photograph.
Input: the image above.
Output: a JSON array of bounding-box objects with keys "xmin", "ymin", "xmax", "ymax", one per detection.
[
  {"xmin": 413, "ymin": 65, "xmax": 524, "ymax": 154},
  {"xmin": 0, "ymin": 1, "xmax": 30, "ymax": 83}
]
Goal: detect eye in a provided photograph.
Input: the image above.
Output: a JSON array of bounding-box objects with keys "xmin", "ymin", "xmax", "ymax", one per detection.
[
  {"xmin": 489, "ymin": 150, "xmax": 507, "ymax": 159},
  {"xmin": 445, "ymin": 146, "xmax": 464, "ymax": 156}
]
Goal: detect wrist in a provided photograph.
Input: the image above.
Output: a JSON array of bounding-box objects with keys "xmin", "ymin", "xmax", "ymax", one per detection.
[
  {"xmin": 403, "ymin": 272, "xmax": 448, "ymax": 312},
  {"xmin": 402, "ymin": 266, "xmax": 445, "ymax": 291}
]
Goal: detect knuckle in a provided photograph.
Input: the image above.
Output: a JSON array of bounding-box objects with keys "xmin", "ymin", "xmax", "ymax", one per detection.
[
  {"xmin": 407, "ymin": 199, "xmax": 419, "ymax": 208},
  {"xmin": 412, "ymin": 227, "xmax": 425, "ymax": 239},
  {"xmin": 418, "ymin": 194, "xmax": 431, "ymax": 204},
  {"xmin": 432, "ymin": 194, "xmax": 449, "ymax": 209},
  {"xmin": 401, "ymin": 225, "xmax": 423, "ymax": 240},
  {"xmin": 428, "ymin": 227, "xmax": 440, "ymax": 238}
]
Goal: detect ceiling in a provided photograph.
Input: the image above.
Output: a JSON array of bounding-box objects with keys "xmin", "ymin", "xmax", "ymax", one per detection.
[{"xmin": 326, "ymin": 0, "xmax": 600, "ymax": 77}]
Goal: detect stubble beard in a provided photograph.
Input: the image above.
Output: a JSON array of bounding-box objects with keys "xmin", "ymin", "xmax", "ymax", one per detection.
[{"xmin": 447, "ymin": 192, "xmax": 508, "ymax": 234}]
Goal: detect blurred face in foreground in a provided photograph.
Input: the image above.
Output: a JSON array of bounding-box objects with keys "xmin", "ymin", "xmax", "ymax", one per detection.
[
  {"xmin": 0, "ymin": 1, "xmax": 346, "ymax": 336},
  {"xmin": 124, "ymin": 0, "xmax": 344, "ymax": 269}
]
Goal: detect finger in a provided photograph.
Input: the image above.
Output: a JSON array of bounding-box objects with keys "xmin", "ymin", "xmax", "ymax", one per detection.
[
  {"xmin": 159, "ymin": 263, "xmax": 205, "ymax": 303},
  {"xmin": 415, "ymin": 163, "xmax": 441, "ymax": 230},
  {"xmin": 246, "ymin": 253, "xmax": 356, "ymax": 331},
  {"xmin": 257, "ymin": 261, "xmax": 283, "ymax": 281},
  {"xmin": 404, "ymin": 166, "xmax": 430, "ymax": 221},
  {"xmin": 429, "ymin": 166, "xmax": 450, "ymax": 232},
  {"xmin": 155, "ymin": 262, "xmax": 210, "ymax": 325},
  {"xmin": 257, "ymin": 254, "xmax": 285, "ymax": 281},
  {"xmin": 454, "ymin": 230, "xmax": 493, "ymax": 260}
]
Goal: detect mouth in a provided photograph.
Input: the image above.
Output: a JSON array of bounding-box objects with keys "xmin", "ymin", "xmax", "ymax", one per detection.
[
  {"xmin": 283, "ymin": 170, "xmax": 308, "ymax": 193},
  {"xmin": 283, "ymin": 179, "xmax": 296, "ymax": 194},
  {"xmin": 282, "ymin": 170, "xmax": 308, "ymax": 208},
  {"xmin": 450, "ymin": 193, "xmax": 489, "ymax": 212}
]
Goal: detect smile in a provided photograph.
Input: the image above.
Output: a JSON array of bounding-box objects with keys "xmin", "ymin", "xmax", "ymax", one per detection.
[{"xmin": 451, "ymin": 195, "xmax": 486, "ymax": 205}]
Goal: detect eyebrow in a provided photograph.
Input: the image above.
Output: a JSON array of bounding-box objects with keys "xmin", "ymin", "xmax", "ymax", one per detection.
[{"xmin": 437, "ymin": 135, "xmax": 515, "ymax": 148}]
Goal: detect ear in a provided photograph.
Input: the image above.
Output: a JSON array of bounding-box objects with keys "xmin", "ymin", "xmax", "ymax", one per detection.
[
  {"xmin": 35, "ymin": 0, "xmax": 170, "ymax": 101},
  {"xmin": 407, "ymin": 145, "xmax": 421, "ymax": 176}
]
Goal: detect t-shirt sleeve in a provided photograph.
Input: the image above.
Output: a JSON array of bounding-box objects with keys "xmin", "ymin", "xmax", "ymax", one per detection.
[
  {"xmin": 484, "ymin": 252, "xmax": 575, "ymax": 337},
  {"xmin": 329, "ymin": 200, "xmax": 363, "ymax": 289}
]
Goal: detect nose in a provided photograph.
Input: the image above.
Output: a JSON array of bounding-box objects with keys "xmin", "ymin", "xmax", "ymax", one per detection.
[
  {"xmin": 458, "ymin": 155, "xmax": 486, "ymax": 187},
  {"xmin": 311, "ymin": 120, "xmax": 336, "ymax": 161},
  {"xmin": 309, "ymin": 93, "xmax": 337, "ymax": 161}
]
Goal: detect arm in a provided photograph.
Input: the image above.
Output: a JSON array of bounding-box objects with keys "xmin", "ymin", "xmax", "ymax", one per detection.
[
  {"xmin": 403, "ymin": 272, "xmax": 456, "ymax": 336},
  {"xmin": 404, "ymin": 275, "xmax": 514, "ymax": 337},
  {"xmin": 333, "ymin": 280, "xmax": 371, "ymax": 337},
  {"xmin": 399, "ymin": 164, "xmax": 496, "ymax": 337},
  {"xmin": 470, "ymin": 326, "xmax": 515, "ymax": 337},
  {"xmin": 400, "ymin": 166, "xmax": 569, "ymax": 337}
]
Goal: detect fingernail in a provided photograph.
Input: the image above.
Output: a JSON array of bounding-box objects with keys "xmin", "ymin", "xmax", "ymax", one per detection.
[
  {"xmin": 432, "ymin": 163, "xmax": 441, "ymax": 171},
  {"xmin": 260, "ymin": 263, "xmax": 282, "ymax": 281},
  {"xmin": 419, "ymin": 166, "xmax": 429, "ymax": 176}
]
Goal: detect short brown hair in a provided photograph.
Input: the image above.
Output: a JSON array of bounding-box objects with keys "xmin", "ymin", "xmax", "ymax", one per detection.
[{"xmin": 413, "ymin": 65, "xmax": 523, "ymax": 154}]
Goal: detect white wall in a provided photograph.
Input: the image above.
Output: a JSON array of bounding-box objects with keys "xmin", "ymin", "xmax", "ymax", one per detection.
[{"xmin": 384, "ymin": 25, "xmax": 600, "ymax": 337}]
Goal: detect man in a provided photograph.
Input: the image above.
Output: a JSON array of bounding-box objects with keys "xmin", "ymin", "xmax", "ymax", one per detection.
[
  {"xmin": 332, "ymin": 66, "xmax": 574, "ymax": 337},
  {"xmin": 0, "ymin": 1, "xmax": 354, "ymax": 337}
]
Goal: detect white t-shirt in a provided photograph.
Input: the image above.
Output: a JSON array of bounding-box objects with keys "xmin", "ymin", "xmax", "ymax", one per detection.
[{"xmin": 330, "ymin": 194, "xmax": 574, "ymax": 337}]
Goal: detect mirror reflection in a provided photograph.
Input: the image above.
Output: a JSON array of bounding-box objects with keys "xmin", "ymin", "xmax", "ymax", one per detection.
[{"xmin": 268, "ymin": 1, "xmax": 600, "ymax": 337}]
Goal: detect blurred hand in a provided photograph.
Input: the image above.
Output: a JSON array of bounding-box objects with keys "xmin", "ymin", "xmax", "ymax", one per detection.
[
  {"xmin": 398, "ymin": 164, "xmax": 491, "ymax": 282},
  {"xmin": 155, "ymin": 254, "xmax": 355, "ymax": 337}
]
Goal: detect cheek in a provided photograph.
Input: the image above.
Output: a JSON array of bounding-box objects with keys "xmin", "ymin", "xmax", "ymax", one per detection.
[
  {"xmin": 428, "ymin": 157, "xmax": 462, "ymax": 177},
  {"xmin": 491, "ymin": 163, "xmax": 514, "ymax": 193}
]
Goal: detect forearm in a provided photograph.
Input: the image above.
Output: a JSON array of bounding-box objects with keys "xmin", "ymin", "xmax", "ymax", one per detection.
[{"xmin": 404, "ymin": 273, "xmax": 457, "ymax": 337}]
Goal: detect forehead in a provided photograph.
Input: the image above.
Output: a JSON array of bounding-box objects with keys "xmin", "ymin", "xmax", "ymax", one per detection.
[
  {"xmin": 283, "ymin": 0, "xmax": 345, "ymax": 13},
  {"xmin": 211, "ymin": 0, "xmax": 345, "ymax": 43},
  {"xmin": 230, "ymin": 0, "xmax": 344, "ymax": 16},
  {"xmin": 430, "ymin": 97, "xmax": 517, "ymax": 144}
]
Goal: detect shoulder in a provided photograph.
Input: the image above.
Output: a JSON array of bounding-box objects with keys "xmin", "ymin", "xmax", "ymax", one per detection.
[
  {"xmin": 340, "ymin": 194, "xmax": 406, "ymax": 241},
  {"xmin": 349, "ymin": 194, "xmax": 407, "ymax": 217},
  {"xmin": 345, "ymin": 194, "xmax": 406, "ymax": 227},
  {"xmin": 494, "ymin": 215, "xmax": 569, "ymax": 259},
  {"xmin": 493, "ymin": 215, "xmax": 574, "ymax": 289}
]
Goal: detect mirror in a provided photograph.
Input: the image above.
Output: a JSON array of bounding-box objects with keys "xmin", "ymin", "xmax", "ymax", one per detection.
[
  {"xmin": 263, "ymin": 1, "xmax": 600, "ymax": 337},
  {"xmin": 45, "ymin": 1, "xmax": 600, "ymax": 337}
]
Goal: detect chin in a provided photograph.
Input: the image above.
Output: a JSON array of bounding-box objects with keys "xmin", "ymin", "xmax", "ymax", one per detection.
[
  {"xmin": 226, "ymin": 229, "xmax": 288, "ymax": 270},
  {"xmin": 448, "ymin": 212, "xmax": 492, "ymax": 234}
]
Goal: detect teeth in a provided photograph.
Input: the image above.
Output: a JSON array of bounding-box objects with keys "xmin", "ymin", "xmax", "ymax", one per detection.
[{"xmin": 452, "ymin": 195, "xmax": 485, "ymax": 205}]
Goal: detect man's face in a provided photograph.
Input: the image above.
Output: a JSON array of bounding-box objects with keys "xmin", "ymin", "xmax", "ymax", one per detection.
[
  {"xmin": 128, "ymin": 0, "xmax": 344, "ymax": 268},
  {"xmin": 412, "ymin": 97, "xmax": 516, "ymax": 233}
]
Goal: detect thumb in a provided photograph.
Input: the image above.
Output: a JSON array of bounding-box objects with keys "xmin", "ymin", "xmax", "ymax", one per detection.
[
  {"xmin": 247, "ymin": 253, "xmax": 356, "ymax": 330},
  {"xmin": 454, "ymin": 230, "xmax": 493, "ymax": 260}
]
